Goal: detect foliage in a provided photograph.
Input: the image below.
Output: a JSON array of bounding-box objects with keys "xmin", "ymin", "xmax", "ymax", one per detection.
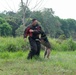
[
  {"xmin": 0, "ymin": 37, "xmax": 29, "ymax": 52},
  {"xmin": 16, "ymin": 25, "xmax": 26, "ymax": 36},
  {"xmin": 0, "ymin": 37, "xmax": 76, "ymax": 52},
  {"xmin": 58, "ymin": 34, "xmax": 66, "ymax": 40},
  {"xmin": 48, "ymin": 37, "xmax": 76, "ymax": 51},
  {"xmin": 0, "ymin": 17, "xmax": 12, "ymax": 36},
  {"xmin": 0, "ymin": 5, "xmax": 76, "ymax": 38}
]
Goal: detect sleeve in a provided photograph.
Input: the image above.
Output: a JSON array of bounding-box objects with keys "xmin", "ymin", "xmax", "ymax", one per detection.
[
  {"xmin": 33, "ymin": 26, "xmax": 43, "ymax": 34},
  {"xmin": 24, "ymin": 27, "xmax": 30, "ymax": 38}
]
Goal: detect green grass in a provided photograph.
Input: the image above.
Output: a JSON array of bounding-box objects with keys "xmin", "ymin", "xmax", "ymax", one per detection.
[{"xmin": 0, "ymin": 51, "xmax": 76, "ymax": 75}]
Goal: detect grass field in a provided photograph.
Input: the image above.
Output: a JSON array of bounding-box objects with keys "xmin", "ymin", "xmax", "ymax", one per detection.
[{"xmin": 0, "ymin": 51, "xmax": 76, "ymax": 75}]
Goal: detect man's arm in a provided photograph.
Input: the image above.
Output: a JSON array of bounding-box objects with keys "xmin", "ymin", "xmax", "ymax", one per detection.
[
  {"xmin": 24, "ymin": 27, "xmax": 30, "ymax": 38},
  {"xmin": 33, "ymin": 26, "xmax": 44, "ymax": 34}
]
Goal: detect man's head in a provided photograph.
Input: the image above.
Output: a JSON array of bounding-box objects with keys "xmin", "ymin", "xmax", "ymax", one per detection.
[{"xmin": 32, "ymin": 19, "xmax": 38, "ymax": 26}]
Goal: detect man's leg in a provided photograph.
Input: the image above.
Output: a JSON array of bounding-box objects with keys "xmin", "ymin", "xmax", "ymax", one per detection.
[
  {"xmin": 27, "ymin": 37, "xmax": 37, "ymax": 59},
  {"xmin": 35, "ymin": 41, "xmax": 41, "ymax": 56}
]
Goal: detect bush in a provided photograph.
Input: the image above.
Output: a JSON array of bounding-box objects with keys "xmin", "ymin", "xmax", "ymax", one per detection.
[
  {"xmin": 48, "ymin": 37, "xmax": 76, "ymax": 51},
  {"xmin": 16, "ymin": 25, "xmax": 26, "ymax": 36},
  {"xmin": 7, "ymin": 43, "xmax": 18, "ymax": 52},
  {"xmin": 49, "ymin": 38, "xmax": 61, "ymax": 51},
  {"xmin": 0, "ymin": 37, "xmax": 29, "ymax": 52},
  {"xmin": 58, "ymin": 34, "xmax": 66, "ymax": 40},
  {"xmin": 66, "ymin": 38, "xmax": 76, "ymax": 51},
  {"xmin": 0, "ymin": 37, "xmax": 76, "ymax": 52},
  {"xmin": 0, "ymin": 17, "xmax": 12, "ymax": 36}
]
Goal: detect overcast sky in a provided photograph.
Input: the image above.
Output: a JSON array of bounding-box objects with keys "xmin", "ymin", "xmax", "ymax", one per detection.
[{"xmin": 0, "ymin": 0, "xmax": 76, "ymax": 20}]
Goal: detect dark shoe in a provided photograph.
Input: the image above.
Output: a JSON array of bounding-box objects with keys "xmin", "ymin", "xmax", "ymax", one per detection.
[{"xmin": 27, "ymin": 55, "xmax": 32, "ymax": 59}]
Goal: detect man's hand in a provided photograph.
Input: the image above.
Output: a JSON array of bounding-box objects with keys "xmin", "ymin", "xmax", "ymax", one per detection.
[
  {"xmin": 29, "ymin": 29, "xmax": 34, "ymax": 32},
  {"xmin": 40, "ymin": 39, "xmax": 44, "ymax": 43}
]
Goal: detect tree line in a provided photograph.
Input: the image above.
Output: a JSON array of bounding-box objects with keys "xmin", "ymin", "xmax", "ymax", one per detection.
[{"xmin": 0, "ymin": 5, "xmax": 76, "ymax": 39}]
